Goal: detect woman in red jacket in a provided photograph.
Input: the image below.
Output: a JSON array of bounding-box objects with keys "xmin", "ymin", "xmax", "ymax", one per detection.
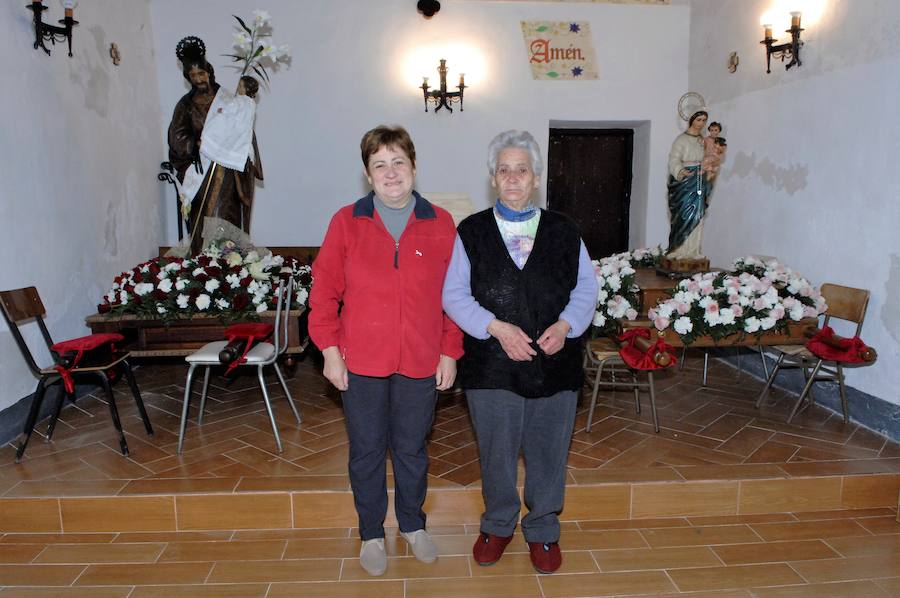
[{"xmin": 308, "ymin": 125, "xmax": 463, "ymax": 577}]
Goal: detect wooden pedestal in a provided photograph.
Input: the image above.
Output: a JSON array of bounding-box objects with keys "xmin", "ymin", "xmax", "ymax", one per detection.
[{"xmin": 657, "ymin": 256, "xmax": 710, "ymax": 277}]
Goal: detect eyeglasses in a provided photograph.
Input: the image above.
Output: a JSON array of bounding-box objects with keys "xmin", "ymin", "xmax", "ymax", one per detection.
[{"xmin": 496, "ymin": 166, "xmax": 532, "ymax": 178}]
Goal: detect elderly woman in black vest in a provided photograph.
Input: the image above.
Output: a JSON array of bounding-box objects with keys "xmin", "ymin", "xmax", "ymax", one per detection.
[{"xmin": 442, "ymin": 130, "xmax": 598, "ymax": 574}]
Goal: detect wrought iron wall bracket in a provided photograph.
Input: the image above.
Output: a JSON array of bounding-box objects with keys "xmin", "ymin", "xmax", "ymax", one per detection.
[
  {"xmin": 760, "ymin": 26, "xmax": 803, "ymax": 74},
  {"xmin": 27, "ymin": 3, "xmax": 77, "ymax": 57}
]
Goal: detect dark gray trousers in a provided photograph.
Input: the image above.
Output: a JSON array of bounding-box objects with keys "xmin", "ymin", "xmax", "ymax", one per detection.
[
  {"xmin": 466, "ymin": 388, "xmax": 578, "ymax": 543},
  {"xmin": 342, "ymin": 371, "xmax": 437, "ymax": 541}
]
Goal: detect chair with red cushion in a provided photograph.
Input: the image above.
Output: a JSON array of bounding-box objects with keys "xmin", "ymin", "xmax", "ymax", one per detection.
[
  {"xmin": 0, "ymin": 287, "xmax": 153, "ymax": 462},
  {"xmin": 584, "ymin": 329, "xmax": 677, "ymax": 434},
  {"xmin": 177, "ymin": 275, "xmax": 302, "ymax": 454},
  {"xmin": 755, "ymin": 283, "xmax": 872, "ymax": 423}
]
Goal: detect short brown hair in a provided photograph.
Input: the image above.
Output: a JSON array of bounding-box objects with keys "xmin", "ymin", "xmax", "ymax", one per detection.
[{"xmin": 360, "ymin": 125, "xmax": 416, "ymax": 172}]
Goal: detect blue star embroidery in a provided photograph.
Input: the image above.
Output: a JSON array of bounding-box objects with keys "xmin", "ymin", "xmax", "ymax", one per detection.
[
  {"xmin": 569, "ymin": 23, "xmax": 580, "ymax": 33},
  {"xmin": 572, "ymin": 66, "xmax": 583, "ymax": 77}
]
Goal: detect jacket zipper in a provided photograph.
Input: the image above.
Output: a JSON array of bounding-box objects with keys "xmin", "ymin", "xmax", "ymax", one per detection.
[{"xmin": 394, "ymin": 241, "xmax": 399, "ymax": 269}]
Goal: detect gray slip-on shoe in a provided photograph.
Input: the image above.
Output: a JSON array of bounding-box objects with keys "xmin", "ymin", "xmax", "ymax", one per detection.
[
  {"xmin": 359, "ymin": 537, "xmax": 387, "ymax": 576},
  {"xmin": 401, "ymin": 529, "xmax": 437, "ymax": 563}
]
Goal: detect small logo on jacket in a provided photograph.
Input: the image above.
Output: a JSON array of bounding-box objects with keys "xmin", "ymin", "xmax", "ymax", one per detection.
[{"xmin": 415, "ymin": 250, "xmax": 423, "ymax": 256}]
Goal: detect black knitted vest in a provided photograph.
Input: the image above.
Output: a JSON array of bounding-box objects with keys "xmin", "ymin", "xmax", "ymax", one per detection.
[{"xmin": 457, "ymin": 208, "xmax": 585, "ymax": 398}]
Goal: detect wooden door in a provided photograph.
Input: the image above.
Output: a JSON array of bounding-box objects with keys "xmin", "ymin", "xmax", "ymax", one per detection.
[{"xmin": 546, "ymin": 128, "xmax": 633, "ymax": 260}]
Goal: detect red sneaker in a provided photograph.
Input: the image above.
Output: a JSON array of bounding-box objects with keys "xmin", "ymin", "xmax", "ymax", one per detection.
[
  {"xmin": 528, "ymin": 541, "xmax": 562, "ymax": 574},
  {"xmin": 472, "ymin": 532, "xmax": 513, "ymax": 566}
]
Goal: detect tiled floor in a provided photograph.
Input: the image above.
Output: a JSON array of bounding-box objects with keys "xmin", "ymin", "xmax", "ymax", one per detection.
[
  {"xmin": 0, "ymin": 509, "xmax": 897, "ymax": 595},
  {"xmin": 1, "ymin": 351, "xmax": 898, "ymax": 496},
  {"xmin": 1, "ymin": 353, "xmax": 899, "ymax": 594}
]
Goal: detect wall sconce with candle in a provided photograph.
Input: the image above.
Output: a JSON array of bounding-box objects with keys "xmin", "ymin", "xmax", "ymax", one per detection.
[
  {"xmin": 421, "ymin": 59, "xmax": 465, "ymax": 114},
  {"xmin": 27, "ymin": 0, "xmax": 78, "ymax": 57},
  {"xmin": 760, "ymin": 11, "xmax": 803, "ymax": 73}
]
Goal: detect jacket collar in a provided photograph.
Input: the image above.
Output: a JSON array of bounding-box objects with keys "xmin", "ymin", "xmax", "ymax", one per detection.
[{"xmin": 353, "ymin": 190, "xmax": 436, "ymax": 220}]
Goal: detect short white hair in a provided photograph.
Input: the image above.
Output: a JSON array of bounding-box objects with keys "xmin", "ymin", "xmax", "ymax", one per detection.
[{"xmin": 487, "ymin": 130, "xmax": 543, "ymax": 177}]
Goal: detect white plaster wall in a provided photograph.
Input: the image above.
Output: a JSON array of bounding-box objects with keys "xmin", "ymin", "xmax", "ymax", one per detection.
[
  {"xmin": 149, "ymin": 0, "xmax": 689, "ymax": 249},
  {"xmin": 0, "ymin": 1, "xmax": 165, "ymax": 411},
  {"xmin": 688, "ymin": 0, "xmax": 900, "ymax": 405}
]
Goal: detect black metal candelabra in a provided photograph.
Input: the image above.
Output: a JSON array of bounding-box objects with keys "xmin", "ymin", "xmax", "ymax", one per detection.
[
  {"xmin": 421, "ymin": 59, "xmax": 465, "ymax": 114},
  {"xmin": 760, "ymin": 13, "xmax": 804, "ymax": 74},
  {"xmin": 26, "ymin": 1, "xmax": 78, "ymax": 57}
]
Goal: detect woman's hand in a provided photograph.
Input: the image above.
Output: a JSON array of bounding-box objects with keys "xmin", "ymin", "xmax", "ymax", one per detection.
[
  {"xmin": 537, "ymin": 320, "xmax": 570, "ymax": 355},
  {"xmin": 321, "ymin": 346, "xmax": 349, "ymax": 391},
  {"xmin": 435, "ymin": 354, "xmax": 457, "ymax": 391},
  {"xmin": 488, "ymin": 319, "xmax": 537, "ymax": 361}
]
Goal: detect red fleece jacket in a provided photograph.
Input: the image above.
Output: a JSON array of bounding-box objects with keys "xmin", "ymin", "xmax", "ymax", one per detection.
[{"xmin": 309, "ymin": 192, "xmax": 463, "ymax": 378}]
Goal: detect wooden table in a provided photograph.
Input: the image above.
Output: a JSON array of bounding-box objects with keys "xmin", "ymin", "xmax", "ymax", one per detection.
[
  {"xmin": 85, "ymin": 309, "xmax": 307, "ymax": 357},
  {"xmin": 621, "ymin": 318, "xmax": 819, "ymax": 349}
]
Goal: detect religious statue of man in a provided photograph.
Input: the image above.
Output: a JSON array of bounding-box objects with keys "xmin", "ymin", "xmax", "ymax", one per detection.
[
  {"xmin": 167, "ymin": 36, "xmax": 263, "ymax": 255},
  {"xmin": 665, "ymin": 110, "xmax": 712, "ymax": 262}
]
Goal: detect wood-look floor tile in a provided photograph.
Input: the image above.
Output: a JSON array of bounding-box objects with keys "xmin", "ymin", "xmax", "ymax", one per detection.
[
  {"xmin": 780, "ymin": 459, "xmax": 900, "ymax": 478},
  {"xmin": 159, "ymin": 539, "xmax": 286, "ymax": 562},
  {"xmin": 234, "ymin": 475, "xmax": 350, "ymax": 492},
  {"xmin": 0, "ymin": 564, "xmax": 86, "ymax": 586},
  {"xmin": 0, "ymin": 533, "xmax": 115, "ymax": 544},
  {"xmin": 233, "ymin": 528, "xmax": 351, "ymax": 541},
  {"xmin": 875, "ymin": 577, "xmax": 900, "ymax": 595},
  {"xmin": 0, "ymin": 588, "xmax": 131, "ymax": 597},
  {"xmin": 827, "ymin": 534, "xmax": 900, "ymax": 558},
  {"xmin": 739, "ymin": 477, "xmax": 842, "ymax": 514},
  {"xmin": 118, "ymin": 477, "xmax": 240, "ymax": 495},
  {"xmin": 0, "ymin": 543, "xmax": 46, "ymax": 564},
  {"xmin": 750, "ymin": 519, "xmax": 871, "ymax": 542},
  {"xmin": 268, "ymin": 580, "xmax": 405, "ymax": 598},
  {"xmin": 129, "ymin": 585, "xmax": 270, "ymax": 598},
  {"xmin": 75, "ymin": 562, "xmax": 213, "ymax": 585},
  {"xmin": 0, "ymin": 499, "xmax": 61, "ymax": 533},
  {"xmin": 469, "ymin": 551, "xmax": 597, "ymax": 577},
  {"xmin": 789, "ymin": 554, "xmax": 900, "ymax": 583},
  {"xmin": 176, "ymin": 493, "xmax": 292, "ymax": 530},
  {"xmin": 569, "ymin": 466, "xmax": 682, "ymax": 484},
  {"xmin": 538, "ymin": 570, "xmax": 676, "ymax": 597},
  {"xmin": 640, "ymin": 525, "xmax": 762, "ymax": 548},
  {"xmin": 555, "ymin": 484, "xmax": 630, "ymax": 520},
  {"xmin": 675, "ymin": 464, "xmax": 785, "ymax": 481},
  {"xmin": 208, "ymin": 558, "xmax": 342, "ymax": 582},
  {"xmin": 841, "ymin": 474, "xmax": 900, "ymax": 509},
  {"xmin": 856, "ymin": 516, "xmax": 900, "ymax": 535},
  {"xmin": 668, "ymin": 563, "xmax": 804, "ymax": 591},
  {"xmin": 341, "ymin": 554, "xmax": 470, "ymax": 580},
  {"xmin": 34, "ymin": 542, "xmax": 165, "ymax": 563},
  {"xmin": 751, "ymin": 580, "xmax": 892, "ymax": 597},
  {"xmin": 791, "ymin": 507, "xmax": 895, "ymax": 520},
  {"xmin": 60, "ymin": 496, "xmax": 175, "ymax": 532},
  {"xmin": 4, "ymin": 480, "xmax": 128, "ymax": 498},
  {"xmin": 745, "ymin": 441, "xmax": 800, "ymax": 464},
  {"xmin": 113, "ymin": 530, "xmax": 234, "ymax": 543},
  {"xmin": 632, "ymin": 481, "xmax": 738, "ymax": 518},
  {"xmin": 283, "ymin": 536, "xmax": 406, "ymax": 559},
  {"xmin": 712, "ymin": 539, "xmax": 839, "ymax": 565},
  {"xmin": 407, "ymin": 575, "xmax": 542, "ymax": 598},
  {"xmin": 687, "ymin": 514, "xmax": 796, "ymax": 525},
  {"xmin": 592, "ymin": 546, "xmax": 720, "ymax": 571},
  {"xmin": 579, "ymin": 517, "xmax": 689, "ymax": 530},
  {"xmin": 558, "ymin": 529, "xmax": 648, "ymax": 550}
]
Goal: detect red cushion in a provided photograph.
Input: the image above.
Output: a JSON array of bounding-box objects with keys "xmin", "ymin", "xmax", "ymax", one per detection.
[
  {"xmin": 617, "ymin": 328, "xmax": 677, "ymax": 370},
  {"xmin": 806, "ymin": 326, "xmax": 870, "ymax": 364},
  {"xmin": 224, "ymin": 323, "xmax": 273, "ymax": 341},
  {"xmin": 51, "ymin": 333, "xmax": 124, "ymax": 354}
]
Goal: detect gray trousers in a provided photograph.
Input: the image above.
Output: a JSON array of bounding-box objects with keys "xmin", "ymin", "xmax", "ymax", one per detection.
[
  {"xmin": 466, "ymin": 388, "xmax": 578, "ymax": 543},
  {"xmin": 343, "ymin": 372, "xmax": 437, "ymax": 540}
]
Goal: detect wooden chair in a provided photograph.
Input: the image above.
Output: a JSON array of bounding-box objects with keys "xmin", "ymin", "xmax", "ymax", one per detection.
[
  {"xmin": 584, "ymin": 337, "xmax": 660, "ymax": 433},
  {"xmin": 755, "ymin": 283, "xmax": 870, "ymax": 423},
  {"xmin": 177, "ymin": 276, "xmax": 302, "ymax": 454},
  {"xmin": 0, "ymin": 287, "xmax": 154, "ymax": 462}
]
